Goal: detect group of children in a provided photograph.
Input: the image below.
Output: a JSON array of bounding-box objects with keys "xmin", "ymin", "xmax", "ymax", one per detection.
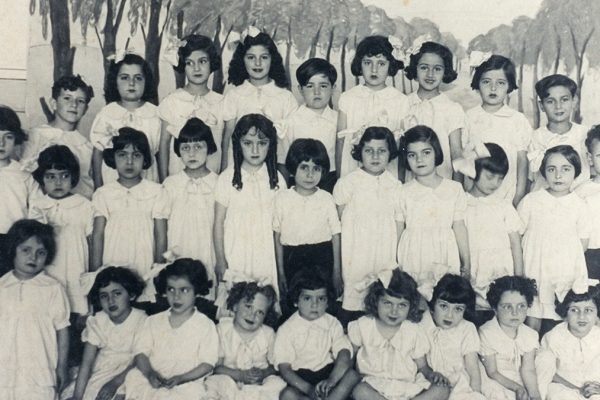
[{"xmin": 1, "ymin": 28, "xmax": 600, "ymax": 400}]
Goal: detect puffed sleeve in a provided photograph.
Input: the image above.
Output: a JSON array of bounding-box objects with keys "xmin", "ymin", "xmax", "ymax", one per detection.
[
  {"xmin": 265, "ymin": 327, "xmax": 276, "ymax": 362},
  {"xmin": 132, "ymin": 316, "xmax": 154, "ymax": 356},
  {"xmin": 81, "ymin": 314, "xmax": 106, "ymax": 348},
  {"xmin": 517, "ymin": 194, "xmax": 531, "ymax": 234},
  {"xmin": 452, "ymin": 183, "xmax": 467, "ymax": 221},
  {"xmin": 92, "ymin": 189, "xmax": 110, "ymax": 219},
  {"xmin": 332, "ymin": 175, "xmax": 352, "ymax": 206},
  {"xmin": 221, "ymin": 90, "xmax": 237, "ymax": 122},
  {"xmin": 272, "ymin": 191, "xmax": 284, "ymax": 233},
  {"xmin": 157, "ymin": 94, "xmax": 176, "ymax": 125},
  {"xmin": 502, "ymin": 202, "xmax": 523, "ymax": 234},
  {"xmin": 52, "ymin": 283, "xmax": 71, "ymax": 330},
  {"xmin": 83, "ymin": 201, "xmax": 95, "ymax": 236},
  {"xmin": 271, "ymin": 324, "xmax": 296, "ymax": 369},
  {"xmin": 347, "ymin": 319, "xmax": 363, "ymax": 348},
  {"xmin": 478, "ymin": 323, "xmax": 499, "ymax": 357},
  {"xmin": 215, "ymin": 170, "xmax": 233, "ymax": 207},
  {"xmin": 151, "ymin": 186, "xmax": 170, "ymax": 219},
  {"xmin": 198, "ymin": 317, "xmax": 219, "ymax": 366},
  {"xmin": 337, "ymin": 92, "xmax": 351, "ymax": 115},
  {"xmin": 329, "ymin": 317, "xmax": 353, "ymax": 357},
  {"xmin": 325, "ymin": 195, "xmax": 342, "ymax": 235},
  {"xmin": 446, "ymin": 101, "xmax": 466, "ymax": 133},
  {"xmin": 411, "ymin": 324, "xmax": 430, "ymax": 359},
  {"xmin": 516, "ymin": 114, "xmax": 532, "ymax": 152},
  {"xmin": 27, "ymin": 202, "xmax": 47, "ymax": 224},
  {"xmin": 89, "ymin": 107, "xmax": 113, "ymax": 151},
  {"xmin": 460, "ymin": 322, "xmax": 480, "ymax": 355}
]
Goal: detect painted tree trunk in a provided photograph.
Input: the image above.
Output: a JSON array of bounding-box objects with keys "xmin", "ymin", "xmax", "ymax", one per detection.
[
  {"xmin": 145, "ymin": 0, "xmax": 163, "ymax": 105},
  {"xmin": 517, "ymin": 43, "xmax": 525, "ymax": 113},
  {"xmin": 212, "ymin": 15, "xmax": 225, "ymax": 94},
  {"xmin": 174, "ymin": 10, "xmax": 186, "ymax": 89},
  {"xmin": 49, "ymin": 0, "xmax": 72, "ymax": 81},
  {"xmin": 285, "ymin": 17, "xmax": 292, "ymax": 90},
  {"xmin": 531, "ymin": 43, "xmax": 542, "ymax": 129},
  {"xmin": 340, "ymin": 37, "xmax": 347, "ymax": 91}
]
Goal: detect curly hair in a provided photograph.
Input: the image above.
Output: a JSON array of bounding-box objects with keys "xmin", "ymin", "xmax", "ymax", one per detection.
[
  {"xmin": 52, "ymin": 74, "xmax": 95, "ymax": 104},
  {"xmin": 4, "ymin": 219, "xmax": 56, "ymax": 266},
  {"xmin": 174, "ymin": 117, "xmax": 217, "ymax": 157},
  {"xmin": 174, "ymin": 34, "xmax": 221, "ymax": 74},
  {"xmin": 0, "ymin": 106, "xmax": 27, "ymax": 144},
  {"xmin": 104, "ymin": 53, "xmax": 157, "ymax": 104},
  {"xmin": 351, "ymin": 126, "xmax": 398, "ymax": 162},
  {"xmin": 285, "ymin": 138, "xmax": 330, "ymax": 177},
  {"xmin": 350, "ymin": 36, "xmax": 404, "ymax": 78},
  {"xmin": 471, "ymin": 54, "xmax": 518, "ymax": 93},
  {"xmin": 486, "ymin": 275, "xmax": 537, "ymax": 310},
  {"xmin": 399, "ymin": 125, "xmax": 444, "ymax": 169},
  {"xmin": 429, "ymin": 273, "xmax": 476, "ymax": 319},
  {"xmin": 103, "ymin": 127, "xmax": 153, "ymax": 170},
  {"xmin": 539, "ymin": 144, "xmax": 582, "ymax": 179},
  {"xmin": 154, "ymin": 258, "xmax": 211, "ymax": 297},
  {"xmin": 555, "ymin": 285, "xmax": 600, "ymax": 319},
  {"xmin": 474, "ymin": 142, "xmax": 509, "ymax": 181},
  {"xmin": 88, "ymin": 266, "xmax": 145, "ymax": 312},
  {"xmin": 363, "ymin": 269, "xmax": 422, "ymax": 323},
  {"xmin": 226, "ymin": 281, "xmax": 279, "ymax": 327},
  {"xmin": 288, "ymin": 269, "xmax": 336, "ymax": 308},
  {"xmin": 32, "ymin": 145, "xmax": 80, "ymax": 188},
  {"xmin": 405, "ymin": 41, "xmax": 457, "ymax": 84}
]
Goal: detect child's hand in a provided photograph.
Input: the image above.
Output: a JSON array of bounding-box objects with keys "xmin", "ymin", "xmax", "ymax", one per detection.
[
  {"xmin": 162, "ymin": 374, "xmax": 184, "ymax": 389},
  {"xmin": 215, "ymin": 261, "xmax": 228, "ymax": 282},
  {"xmin": 242, "ymin": 368, "xmax": 264, "ymax": 384},
  {"xmin": 315, "ymin": 378, "xmax": 335, "ymax": 398},
  {"xmin": 96, "ymin": 377, "xmax": 122, "ymax": 400},
  {"xmin": 146, "ymin": 370, "xmax": 164, "ymax": 388},
  {"xmin": 427, "ymin": 371, "xmax": 450, "ymax": 386},
  {"xmin": 515, "ymin": 386, "xmax": 529, "ymax": 400},
  {"xmin": 332, "ymin": 272, "xmax": 343, "ymax": 299},
  {"xmin": 583, "ymin": 381, "xmax": 600, "ymax": 397}
]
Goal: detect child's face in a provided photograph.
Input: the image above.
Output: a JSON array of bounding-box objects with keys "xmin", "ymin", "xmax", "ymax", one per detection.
[
  {"xmin": 244, "ymin": 45, "xmax": 271, "ymax": 83},
  {"xmin": 166, "ymin": 276, "xmax": 197, "ymax": 316},
  {"xmin": 296, "ymin": 288, "xmax": 328, "ymax": 321},
  {"xmin": 43, "ymin": 168, "xmax": 73, "ymax": 199},
  {"xmin": 184, "ymin": 50, "xmax": 211, "ymax": 86},
  {"xmin": 115, "ymin": 144, "xmax": 145, "ymax": 180},
  {"xmin": 52, "ymin": 88, "xmax": 88, "ymax": 126},
  {"xmin": 540, "ymin": 85, "xmax": 575, "ymax": 125},
  {"xmin": 294, "ymin": 160, "xmax": 323, "ymax": 191},
  {"xmin": 233, "ymin": 292, "xmax": 270, "ymax": 333},
  {"xmin": 98, "ymin": 281, "xmax": 133, "ymax": 323},
  {"xmin": 416, "ymin": 52, "xmax": 445, "ymax": 92},
  {"xmin": 406, "ymin": 141, "xmax": 436, "ymax": 177},
  {"xmin": 300, "ymin": 73, "xmax": 333, "ymax": 110},
  {"xmin": 544, "ymin": 153, "xmax": 576, "ymax": 195},
  {"xmin": 473, "ymin": 169, "xmax": 504, "ymax": 197},
  {"xmin": 587, "ymin": 139, "xmax": 600, "ymax": 176},
  {"xmin": 179, "ymin": 141, "xmax": 208, "ymax": 170},
  {"xmin": 361, "ymin": 54, "xmax": 389, "ymax": 90},
  {"xmin": 478, "ymin": 69, "xmax": 509, "ymax": 108},
  {"xmin": 566, "ymin": 299, "xmax": 598, "ymax": 338},
  {"xmin": 116, "ymin": 63, "xmax": 146, "ymax": 103},
  {"xmin": 377, "ymin": 293, "xmax": 410, "ymax": 327},
  {"xmin": 361, "ymin": 139, "xmax": 390, "ymax": 176},
  {"xmin": 13, "ymin": 236, "xmax": 48, "ymax": 280},
  {"xmin": 240, "ymin": 128, "xmax": 270, "ymax": 168},
  {"xmin": 0, "ymin": 130, "xmax": 16, "ymax": 164},
  {"xmin": 495, "ymin": 290, "xmax": 528, "ymax": 329},
  {"xmin": 432, "ymin": 299, "xmax": 466, "ymax": 329}
]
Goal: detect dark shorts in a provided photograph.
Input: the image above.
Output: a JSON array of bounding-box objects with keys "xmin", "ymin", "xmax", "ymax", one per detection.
[
  {"xmin": 282, "ymin": 241, "xmax": 333, "ymax": 287},
  {"xmin": 295, "ymin": 363, "xmax": 334, "ymax": 386},
  {"xmin": 585, "ymin": 248, "xmax": 600, "ymax": 279}
]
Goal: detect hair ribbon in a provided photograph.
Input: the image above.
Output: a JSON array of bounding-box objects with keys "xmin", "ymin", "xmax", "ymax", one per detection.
[
  {"xmin": 355, "ymin": 268, "xmax": 395, "ymax": 292},
  {"xmin": 387, "ymin": 35, "xmax": 404, "ymax": 62},
  {"xmin": 106, "ymin": 47, "xmax": 143, "ymax": 64},
  {"xmin": 222, "ymin": 269, "xmax": 272, "ymax": 291},
  {"xmin": 452, "ymin": 141, "xmax": 491, "ymax": 179},
  {"xmin": 163, "ymin": 37, "xmax": 188, "ymax": 67},
  {"xmin": 240, "ymin": 26, "xmax": 261, "ymax": 43},
  {"xmin": 555, "ymin": 277, "xmax": 600, "ymax": 302},
  {"xmin": 80, "ymin": 265, "xmax": 113, "ymax": 296}
]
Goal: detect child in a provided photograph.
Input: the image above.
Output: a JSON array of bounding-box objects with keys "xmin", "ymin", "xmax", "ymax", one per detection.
[
  {"xmin": 397, "ymin": 125, "xmax": 471, "ymax": 295},
  {"xmin": 91, "ymin": 128, "xmax": 169, "ymax": 302},
  {"xmin": 205, "ymin": 281, "xmax": 286, "ymax": 399},
  {"xmin": 336, "ymin": 35, "xmax": 409, "ymax": 178},
  {"xmin": 537, "ymin": 286, "xmax": 600, "ymax": 399},
  {"xmin": 163, "ymin": 118, "xmax": 218, "ymax": 299},
  {"xmin": 403, "ymin": 41, "xmax": 465, "ymax": 181},
  {"xmin": 22, "ymin": 75, "xmax": 95, "ymax": 199},
  {"xmin": 479, "ymin": 276, "xmax": 541, "ymax": 400},
  {"xmin": 274, "ymin": 138, "xmax": 341, "ymax": 297},
  {"xmin": 421, "ymin": 274, "xmax": 485, "ymax": 399},
  {"xmin": 221, "ymin": 28, "xmax": 297, "ymax": 170},
  {"xmin": 279, "ymin": 58, "xmax": 338, "ymax": 191},
  {"xmin": 465, "ymin": 55, "xmax": 531, "ymax": 206},
  {"xmin": 124, "ymin": 258, "xmax": 218, "ymax": 399},
  {"xmin": 90, "ymin": 53, "xmax": 160, "ymax": 187},
  {"xmin": 62, "ymin": 267, "xmax": 147, "ymax": 400},
  {"xmin": 273, "ymin": 272, "xmax": 360, "ymax": 400},
  {"xmin": 0, "ymin": 219, "xmax": 70, "ymax": 399},
  {"xmin": 529, "ymin": 74, "xmax": 590, "ymax": 191},
  {"xmin": 214, "ymin": 114, "xmax": 285, "ymax": 292},
  {"xmin": 158, "ymin": 34, "xmax": 224, "ymax": 179},
  {"xmin": 518, "ymin": 145, "xmax": 589, "ymax": 332},
  {"xmin": 349, "ymin": 268, "xmax": 450, "ymax": 400},
  {"xmin": 333, "ymin": 127, "xmax": 403, "ymax": 321}
]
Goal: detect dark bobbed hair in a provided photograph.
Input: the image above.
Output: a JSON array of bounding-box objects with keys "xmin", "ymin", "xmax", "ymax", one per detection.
[
  {"xmin": 555, "ymin": 286, "xmax": 600, "ymax": 318},
  {"xmin": 486, "ymin": 275, "xmax": 537, "ymax": 310},
  {"xmin": 296, "ymin": 58, "xmax": 337, "ymax": 86},
  {"xmin": 104, "ymin": 53, "xmax": 157, "ymax": 104},
  {"xmin": 103, "ymin": 127, "xmax": 153, "ymax": 170},
  {"xmin": 399, "ymin": 125, "xmax": 444, "ymax": 168},
  {"xmin": 154, "ymin": 258, "xmax": 211, "ymax": 297},
  {"xmin": 471, "ymin": 55, "xmax": 518, "ymax": 93},
  {"xmin": 52, "ymin": 75, "xmax": 94, "ymax": 104},
  {"xmin": 539, "ymin": 144, "xmax": 581, "ymax": 179},
  {"xmin": 227, "ymin": 32, "xmax": 288, "ymax": 88},
  {"xmin": 5, "ymin": 219, "xmax": 56, "ymax": 266},
  {"xmin": 33, "ymin": 144, "xmax": 80, "ymax": 187},
  {"xmin": 174, "ymin": 117, "xmax": 217, "ymax": 157},
  {"xmin": 226, "ymin": 281, "xmax": 279, "ymax": 327},
  {"xmin": 88, "ymin": 266, "xmax": 145, "ymax": 312},
  {"xmin": 364, "ymin": 268, "xmax": 422, "ymax": 323},
  {"xmin": 429, "ymin": 273, "xmax": 476, "ymax": 318},
  {"xmin": 585, "ymin": 125, "xmax": 600, "ymax": 152},
  {"xmin": 0, "ymin": 106, "xmax": 27, "ymax": 144},
  {"xmin": 285, "ymin": 138, "xmax": 330, "ymax": 177},
  {"xmin": 535, "ymin": 74, "xmax": 577, "ymax": 100},
  {"xmin": 174, "ymin": 34, "xmax": 221, "ymax": 74},
  {"xmin": 288, "ymin": 269, "xmax": 336, "ymax": 307},
  {"xmin": 351, "ymin": 126, "xmax": 399, "ymax": 162},
  {"xmin": 405, "ymin": 41, "xmax": 457, "ymax": 83},
  {"xmin": 351, "ymin": 36, "xmax": 404, "ymax": 77},
  {"xmin": 474, "ymin": 142, "xmax": 509, "ymax": 181},
  {"xmin": 231, "ymin": 114, "xmax": 279, "ymax": 190}
]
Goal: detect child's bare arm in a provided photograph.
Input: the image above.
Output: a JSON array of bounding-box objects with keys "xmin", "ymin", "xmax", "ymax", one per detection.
[
  {"xmin": 481, "ymin": 353, "xmax": 525, "ymax": 394},
  {"xmin": 415, "ymin": 356, "xmax": 449, "ymax": 386},
  {"xmin": 158, "ymin": 124, "xmax": 171, "ymax": 182},
  {"xmin": 56, "ymin": 327, "xmax": 70, "ymax": 392},
  {"xmin": 279, "ymin": 363, "xmax": 313, "ymax": 395},
  {"xmin": 508, "ymin": 231, "xmax": 524, "ymax": 276},
  {"xmin": 520, "ymin": 350, "xmax": 542, "ymax": 399},
  {"xmin": 552, "ymin": 373, "xmax": 580, "ymax": 391},
  {"xmin": 332, "ymin": 233, "xmax": 343, "ymax": 298},
  {"xmin": 514, "ymin": 151, "xmax": 528, "ymax": 207},
  {"xmin": 274, "ymin": 232, "xmax": 287, "ymax": 296},
  {"xmin": 92, "ymin": 148, "xmax": 104, "ymax": 189},
  {"xmin": 335, "ymin": 111, "xmax": 348, "ymax": 178},
  {"xmin": 221, "ymin": 120, "xmax": 235, "ymax": 171},
  {"xmin": 214, "ymin": 202, "xmax": 228, "ymax": 282},
  {"xmin": 90, "ymin": 216, "xmax": 106, "ymax": 271},
  {"xmin": 163, "ymin": 363, "xmax": 214, "ymax": 389},
  {"xmin": 153, "ymin": 218, "xmax": 168, "ymax": 263},
  {"xmin": 134, "ymin": 353, "xmax": 163, "ymax": 388},
  {"xmin": 452, "ymin": 220, "xmax": 471, "ymax": 279},
  {"xmin": 449, "ymin": 128, "xmax": 464, "ymax": 182},
  {"xmin": 464, "ymin": 351, "xmax": 482, "ymax": 393},
  {"xmin": 68, "ymin": 343, "xmax": 99, "ymax": 400}
]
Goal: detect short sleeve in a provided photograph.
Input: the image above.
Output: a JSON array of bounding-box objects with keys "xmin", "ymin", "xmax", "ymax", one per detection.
[
  {"xmin": 347, "ymin": 320, "xmax": 362, "ymax": 348},
  {"xmin": 518, "ymin": 327, "xmax": 539, "ymax": 353},
  {"xmin": 272, "ymin": 192, "xmax": 284, "ymax": 233},
  {"xmin": 157, "ymin": 95, "xmax": 176, "ymax": 125},
  {"xmin": 265, "ymin": 328, "xmax": 276, "ymax": 362},
  {"xmin": 83, "ymin": 202, "xmax": 94, "ymax": 236},
  {"xmin": 27, "ymin": 202, "xmax": 47, "ymax": 224},
  {"xmin": 271, "ymin": 326, "xmax": 296, "ymax": 369},
  {"xmin": 502, "ymin": 202, "xmax": 523, "ymax": 234},
  {"xmin": 446, "ymin": 102, "xmax": 465, "ymax": 133},
  {"xmin": 576, "ymin": 200, "xmax": 591, "ymax": 239},
  {"xmin": 460, "ymin": 323, "xmax": 480, "ymax": 355},
  {"xmin": 516, "ymin": 115, "xmax": 532, "ymax": 152},
  {"xmin": 92, "ymin": 190, "xmax": 109, "ymax": 219},
  {"xmin": 452, "ymin": 184, "xmax": 468, "ymax": 221},
  {"xmin": 81, "ymin": 315, "xmax": 106, "ymax": 348},
  {"xmin": 478, "ymin": 324, "xmax": 499, "ymax": 357},
  {"xmin": 89, "ymin": 109, "xmax": 112, "ymax": 151},
  {"xmin": 197, "ymin": 318, "xmax": 219, "ymax": 366},
  {"xmin": 337, "ymin": 92, "xmax": 351, "ymax": 115},
  {"xmin": 221, "ymin": 90, "xmax": 237, "ymax": 122},
  {"xmin": 282, "ymin": 91, "xmax": 298, "ymax": 119},
  {"xmin": 411, "ymin": 325, "xmax": 430, "ymax": 360},
  {"xmin": 215, "ymin": 171, "xmax": 233, "ymax": 207},
  {"xmin": 332, "ymin": 176, "xmax": 352, "ymax": 206},
  {"xmin": 132, "ymin": 317, "xmax": 154, "ymax": 356},
  {"xmin": 52, "ymin": 284, "xmax": 71, "ymax": 330},
  {"xmin": 151, "ymin": 187, "xmax": 170, "ymax": 219},
  {"xmin": 516, "ymin": 195, "xmax": 531, "ymax": 234},
  {"xmin": 325, "ymin": 197, "xmax": 342, "ymax": 235},
  {"xmin": 329, "ymin": 318, "xmax": 352, "ymax": 357}
]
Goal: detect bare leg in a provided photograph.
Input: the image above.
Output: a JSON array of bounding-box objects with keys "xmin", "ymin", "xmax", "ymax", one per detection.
[
  {"xmin": 413, "ymin": 384, "xmax": 451, "ymax": 400},
  {"xmin": 279, "ymin": 386, "xmax": 311, "ymax": 400},
  {"xmin": 327, "ymin": 369, "xmax": 362, "ymax": 400},
  {"xmin": 352, "ymin": 382, "xmax": 387, "ymax": 400}
]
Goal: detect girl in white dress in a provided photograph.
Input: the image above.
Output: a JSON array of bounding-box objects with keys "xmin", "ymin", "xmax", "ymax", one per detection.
[
  {"xmin": 349, "ymin": 268, "xmax": 450, "ymax": 400},
  {"xmin": 518, "ymin": 145, "xmax": 589, "ymax": 331},
  {"xmin": 205, "ymin": 281, "xmax": 285, "ymax": 400},
  {"xmin": 62, "ymin": 267, "xmax": 147, "ymax": 400},
  {"xmin": 333, "ymin": 127, "xmax": 403, "ymax": 321},
  {"xmin": 124, "ymin": 258, "xmax": 218, "ymax": 400},
  {"xmin": 90, "ymin": 54, "xmax": 161, "ymax": 187},
  {"xmin": 336, "ymin": 35, "xmax": 409, "ymax": 178},
  {"xmin": 164, "ymin": 118, "xmax": 218, "ymax": 299},
  {"xmin": 91, "ymin": 128, "xmax": 169, "ymax": 302},
  {"xmin": 158, "ymin": 35, "xmax": 224, "ymax": 178}
]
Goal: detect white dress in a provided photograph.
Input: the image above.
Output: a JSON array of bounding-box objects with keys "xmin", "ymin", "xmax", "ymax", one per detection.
[
  {"xmin": 204, "ymin": 318, "xmax": 285, "ymax": 400},
  {"xmin": 465, "ymin": 194, "xmax": 523, "ymax": 309},
  {"xmin": 333, "ymin": 169, "xmax": 403, "ymax": 311},
  {"xmin": 89, "ymin": 102, "xmax": 161, "ymax": 184},
  {"xmin": 337, "ymin": 85, "xmax": 409, "ymax": 178},
  {"xmin": 575, "ymin": 180, "xmax": 600, "ymax": 249},
  {"xmin": 0, "ymin": 271, "xmax": 70, "ymax": 400},
  {"xmin": 158, "ymin": 88, "xmax": 224, "ymax": 175},
  {"xmin": 518, "ymin": 190, "xmax": 589, "ymax": 319},
  {"xmin": 347, "ymin": 316, "xmax": 430, "ymax": 400},
  {"xmin": 0, "ymin": 160, "xmax": 41, "ymax": 233},
  {"xmin": 123, "ymin": 309, "xmax": 219, "ymax": 400},
  {"xmin": 28, "ymin": 194, "xmax": 94, "ymax": 314}
]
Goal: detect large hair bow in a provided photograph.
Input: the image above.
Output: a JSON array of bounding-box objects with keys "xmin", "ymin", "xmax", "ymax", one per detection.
[
  {"xmin": 240, "ymin": 26, "xmax": 261, "ymax": 42},
  {"xmin": 354, "ymin": 268, "xmax": 396, "ymax": 293},
  {"xmin": 163, "ymin": 37, "xmax": 188, "ymax": 67},
  {"xmin": 452, "ymin": 142, "xmax": 491, "ymax": 179}
]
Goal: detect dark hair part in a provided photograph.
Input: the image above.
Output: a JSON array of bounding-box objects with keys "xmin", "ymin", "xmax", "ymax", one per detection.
[
  {"xmin": 33, "ymin": 145, "xmax": 81, "ymax": 187},
  {"xmin": 226, "ymin": 281, "xmax": 279, "ymax": 327},
  {"xmin": 351, "ymin": 36, "xmax": 404, "ymax": 77},
  {"xmin": 174, "ymin": 117, "xmax": 217, "ymax": 157},
  {"xmin": 286, "ymin": 138, "xmax": 330, "ymax": 178},
  {"xmin": 429, "ymin": 273, "xmax": 476, "ymax": 318},
  {"xmin": 539, "ymin": 144, "xmax": 581, "ymax": 179},
  {"xmin": 351, "ymin": 126, "xmax": 399, "ymax": 162},
  {"xmin": 228, "ymin": 32, "xmax": 288, "ymax": 88},
  {"xmin": 405, "ymin": 41, "xmax": 457, "ymax": 83},
  {"xmin": 296, "ymin": 58, "xmax": 337, "ymax": 86},
  {"xmin": 474, "ymin": 142, "xmax": 509, "ymax": 181},
  {"xmin": 5, "ymin": 219, "xmax": 56, "ymax": 266},
  {"xmin": 154, "ymin": 258, "xmax": 211, "ymax": 297},
  {"xmin": 103, "ymin": 127, "xmax": 153, "ymax": 170},
  {"xmin": 364, "ymin": 269, "xmax": 422, "ymax": 323},
  {"xmin": 52, "ymin": 75, "xmax": 94, "ymax": 103},
  {"xmin": 585, "ymin": 125, "xmax": 600, "ymax": 152},
  {"xmin": 174, "ymin": 34, "xmax": 221, "ymax": 74},
  {"xmin": 486, "ymin": 275, "xmax": 537, "ymax": 310},
  {"xmin": 88, "ymin": 266, "xmax": 145, "ymax": 312},
  {"xmin": 399, "ymin": 125, "xmax": 444, "ymax": 168},
  {"xmin": 471, "ymin": 54, "xmax": 518, "ymax": 93},
  {"xmin": 104, "ymin": 53, "xmax": 157, "ymax": 103},
  {"xmin": 231, "ymin": 114, "xmax": 279, "ymax": 190},
  {"xmin": 0, "ymin": 106, "xmax": 27, "ymax": 144},
  {"xmin": 288, "ymin": 269, "xmax": 336, "ymax": 307},
  {"xmin": 535, "ymin": 74, "xmax": 577, "ymax": 100},
  {"xmin": 555, "ymin": 285, "xmax": 600, "ymax": 318}
]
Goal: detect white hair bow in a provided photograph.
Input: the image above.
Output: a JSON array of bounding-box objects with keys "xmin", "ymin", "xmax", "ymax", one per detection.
[
  {"xmin": 355, "ymin": 268, "xmax": 396, "ymax": 293},
  {"xmin": 106, "ymin": 47, "xmax": 142, "ymax": 64},
  {"xmin": 452, "ymin": 142, "xmax": 491, "ymax": 179},
  {"xmin": 416, "ymin": 264, "xmax": 453, "ymax": 301},
  {"xmin": 80, "ymin": 265, "xmax": 116, "ymax": 296},
  {"xmin": 555, "ymin": 278, "xmax": 600, "ymax": 302},
  {"xmin": 222, "ymin": 269, "xmax": 273, "ymax": 291},
  {"xmin": 163, "ymin": 37, "xmax": 188, "ymax": 67},
  {"xmin": 240, "ymin": 26, "xmax": 261, "ymax": 42},
  {"xmin": 388, "ymin": 35, "xmax": 404, "ymax": 61}
]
